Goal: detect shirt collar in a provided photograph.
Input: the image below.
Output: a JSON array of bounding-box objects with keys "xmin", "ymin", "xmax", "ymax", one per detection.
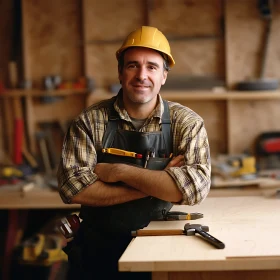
[{"xmin": 113, "ymin": 88, "xmax": 165, "ymax": 123}]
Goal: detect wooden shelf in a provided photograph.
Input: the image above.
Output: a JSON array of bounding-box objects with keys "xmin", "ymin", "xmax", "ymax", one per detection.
[
  {"xmin": 3, "ymin": 89, "xmax": 280, "ymax": 101},
  {"xmin": 86, "ymin": 89, "xmax": 280, "ymax": 105},
  {"xmin": 0, "ymin": 88, "xmax": 89, "ymax": 98},
  {"xmin": 161, "ymin": 90, "xmax": 280, "ymax": 100}
]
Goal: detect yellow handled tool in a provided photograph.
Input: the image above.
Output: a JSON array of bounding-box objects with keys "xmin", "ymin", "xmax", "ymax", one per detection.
[{"xmin": 102, "ymin": 148, "xmax": 142, "ymax": 159}]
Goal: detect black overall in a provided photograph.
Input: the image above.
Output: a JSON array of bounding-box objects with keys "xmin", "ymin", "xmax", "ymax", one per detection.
[{"xmin": 66, "ymin": 99, "xmax": 173, "ymax": 280}]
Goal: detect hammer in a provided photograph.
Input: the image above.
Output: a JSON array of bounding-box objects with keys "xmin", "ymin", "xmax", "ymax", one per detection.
[
  {"xmin": 132, "ymin": 223, "xmax": 225, "ymax": 249},
  {"xmin": 184, "ymin": 223, "xmax": 225, "ymax": 249}
]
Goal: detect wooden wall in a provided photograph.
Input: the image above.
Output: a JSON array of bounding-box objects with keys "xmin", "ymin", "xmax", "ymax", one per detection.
[
  {"xmin": 21, "ymin": 0, "xmax": 84, "ymax": 87},
  {"xmin": 83, "ymin": 0, "xmax": 224, "ymax": 88},
  {"xmin": 2, "ymin": 0, "xmax": 280, "ymax": 159},
  {"xmin": 226, "ymin": 0, "xmax": 280, "ymax": 87},
  {"xmin": 2, "ymin": 0, "xmax": 280, "ymax": 91}
]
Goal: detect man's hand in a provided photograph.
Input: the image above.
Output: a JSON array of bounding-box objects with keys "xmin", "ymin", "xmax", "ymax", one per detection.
[
  {"xmin": 166, "ymin": 155, "xmax": 184, "ymax": 169},
  {"xmin": 94, "ymin": 163, "xmax": 121, "ymax": 183}
]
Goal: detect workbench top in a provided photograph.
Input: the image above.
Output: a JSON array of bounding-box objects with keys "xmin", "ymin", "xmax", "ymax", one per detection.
[
  {"xmin": 0, "ymin": 184, "xmax": 79, "ymax": 209},
  {"xmin": 0, "ymin": 181, "xmax": 278, "ymax": 209},
  {"xmin": 119, "ymin": 196, "xmax": 280, "ymax": 272}
]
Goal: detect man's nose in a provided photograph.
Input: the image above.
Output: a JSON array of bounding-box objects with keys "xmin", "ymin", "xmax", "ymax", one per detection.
[{"xmin": 136, "ymin": 67, "xmax": 147, "ymax": 81}]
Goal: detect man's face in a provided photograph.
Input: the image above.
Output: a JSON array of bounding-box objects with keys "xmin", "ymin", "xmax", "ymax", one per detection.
[{"xmin": 119, "ymin": 47, "xmax": 168, "ymax": 109}]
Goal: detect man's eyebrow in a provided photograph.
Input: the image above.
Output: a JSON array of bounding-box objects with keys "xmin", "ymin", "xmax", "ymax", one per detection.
[
  {"xmin": 148, "ymin": 61, "xmax": 160, "ymax": 68},
  {"xmin": 125, "ymin": 60, "xmax": 160, "ymax": 68},
  {"xmin": 125, "ymin": 60, "xmax": 138, "ymax": 66}
]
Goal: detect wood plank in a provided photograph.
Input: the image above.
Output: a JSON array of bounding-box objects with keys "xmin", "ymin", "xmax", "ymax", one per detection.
[
  {"xmin": 166, "ymin": 271, "xmax": 280, "ymax": 280},
  {"xmin": 0, "ymin": 0, "xmax": 14, "ymax": 85},
  {"xmin": 83, "ymin": 0, "xmax": 224, "ymax": 88},
  {"xmin": 153, "ymin": 272, "xmax": 168, "ymax": 280},
  {"xmin": 225, "ymin": 0, "xmax": 280, "ymax": 89},
  {"xmin": 3, "ymin": 98, "xmax": 14, "ymax": 158},
  {"xmin": 227, "ymin": 99, "xmax": 280, "ymax": 154},
  {"xmin": 86, "ymin": 90, "xmax": 280, "ymax": 104},
  {"xmin": 32, "ymin": 95, "xmax": 86, "ymax": 122},
  {"xmin": 0, "ymin": 89, "xmax": 88, "ymax": 98},
  {"xmin": 82, "ymin": 0, "xmax": 143, "ymax": 86},
  {"xmin": 22, "ymin": 0, "xmax": 83, "ymax": 88},
  {"xmin": 25, "ymin": 94, "xmax": 36, "ymax": 154}
]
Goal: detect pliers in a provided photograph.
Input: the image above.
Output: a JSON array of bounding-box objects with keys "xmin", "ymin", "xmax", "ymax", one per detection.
[{"xmin": 162, "ymin": 210, "xmax": 203, "ymax": 221}]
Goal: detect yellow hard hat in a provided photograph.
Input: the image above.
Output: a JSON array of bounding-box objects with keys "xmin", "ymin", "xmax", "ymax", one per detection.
[{"xmin": 116, "ymin": 26, "xmax": 175, "ymax": 67}]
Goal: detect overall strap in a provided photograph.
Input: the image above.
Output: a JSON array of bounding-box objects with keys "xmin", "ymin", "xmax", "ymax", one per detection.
[
  {"xmin": 162, "ymin": 100, "xmax": 173, "ymax": 155},
  {"xmin": 102, "ymin": 97, "xmax": 119, "ymax": 148}
]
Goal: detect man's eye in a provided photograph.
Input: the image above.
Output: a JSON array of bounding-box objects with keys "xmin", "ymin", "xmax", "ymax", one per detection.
[
  {"xmin": 128, "ymin": 64, "xmax": 136, "ymax": 68},
  {"xmin": 148, "ymin": 66, "xmax": 156, "ymax": 70}
]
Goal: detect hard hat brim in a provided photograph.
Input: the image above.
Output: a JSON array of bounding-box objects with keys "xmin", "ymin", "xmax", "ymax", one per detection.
[{"xmin": 116, "ymin": 45, "xmax": 175, "ymax": 67}]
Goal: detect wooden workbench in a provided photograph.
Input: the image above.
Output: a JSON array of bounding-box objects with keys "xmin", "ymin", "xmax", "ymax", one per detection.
[
  {"xmin": 0, "ymin": 181, "xmax": 278, "ymax": 209},
  {"xmin": 0, "ymin": 184, "xmax": 79, "ymax": 209},
  {"xmin": 119, "ymin": 196, "xmax": 280, "ymax": 280}
]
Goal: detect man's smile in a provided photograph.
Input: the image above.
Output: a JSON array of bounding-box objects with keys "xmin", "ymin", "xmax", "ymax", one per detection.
[{"xmin": 132, "ymin": 84, "xmax": 151, "ymax": 89}]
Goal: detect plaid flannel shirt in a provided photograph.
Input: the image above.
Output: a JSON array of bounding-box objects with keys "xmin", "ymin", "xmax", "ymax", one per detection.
[{"xmin": 57, "ymin": 93, "xmax": 211, "ymax": 205}]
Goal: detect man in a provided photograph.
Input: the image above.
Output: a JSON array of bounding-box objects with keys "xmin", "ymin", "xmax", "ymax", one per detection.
[{"xmin": 57, "ymin": 26, "xmax": 211, "ymax": 280}]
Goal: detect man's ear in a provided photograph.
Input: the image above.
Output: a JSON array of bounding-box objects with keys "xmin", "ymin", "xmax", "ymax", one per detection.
[{"xmin": 161, "ymin": 70, "xmax": 168, "ymax": 85}]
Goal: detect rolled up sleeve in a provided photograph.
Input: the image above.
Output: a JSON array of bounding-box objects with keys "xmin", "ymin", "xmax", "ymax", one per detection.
[
  {"xmin": 57, "ymin": 118, "xmax": 99, "ymax": 203},
  {"xmin": 166, "ymin": 119, "xmax": 211, "ymax": 205}
]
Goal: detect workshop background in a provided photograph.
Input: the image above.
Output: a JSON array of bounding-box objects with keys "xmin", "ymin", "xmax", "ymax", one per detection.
[{"xmin": 1, "ymin": 0, "xmax": 280, "ymax": 279}]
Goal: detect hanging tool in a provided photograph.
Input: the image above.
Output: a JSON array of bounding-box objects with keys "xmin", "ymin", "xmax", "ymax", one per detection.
[{"xmin": 236, "ymin": 0, "xmax": 279, "ymax": 91}]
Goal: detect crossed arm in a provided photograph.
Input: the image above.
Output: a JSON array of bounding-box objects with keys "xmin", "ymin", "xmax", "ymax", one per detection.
[{"xmin": 71, "ymin": 155, "xmax": 184, "ymax": 206}]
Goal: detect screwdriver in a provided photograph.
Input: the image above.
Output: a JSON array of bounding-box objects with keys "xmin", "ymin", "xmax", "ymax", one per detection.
[{"xmin": 102, "ymin": 148, "xmax": 143, "ymax": 158}]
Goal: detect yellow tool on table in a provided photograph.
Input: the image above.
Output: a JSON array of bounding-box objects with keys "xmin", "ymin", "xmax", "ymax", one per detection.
[
  {"xmin": 102, "ymin": 148, "xmax": 143, "ymax": 158},
  {"xmin": 1, "ymin": 166, "xmax": 23, "ymax": 178},
  {"xmin": 229, "ymin": 155, "xmax": 256, "ymax": 177},
  {"xmin": 20, "ymin": 233, "xmax": 67, "ymax": 266}
]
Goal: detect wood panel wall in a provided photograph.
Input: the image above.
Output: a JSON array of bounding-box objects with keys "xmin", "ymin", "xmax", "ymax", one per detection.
[
  {"xmin": 225, "ymin": 0, "xmax": 280, "ymax": 154},
  {"xmin": 2, "ymin": 0, "xmax": 280, "ymax": 159},
  {"xmin": 83, "ymin": 0, "xmax": 224, "ymax": 88},
  {"xmin": 226, "ymin": 0, "xmax": 280, "ymax": 88},
  {"xmin": 21, "ymin": 0, "xmax": 84, "ymax": 88}
]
